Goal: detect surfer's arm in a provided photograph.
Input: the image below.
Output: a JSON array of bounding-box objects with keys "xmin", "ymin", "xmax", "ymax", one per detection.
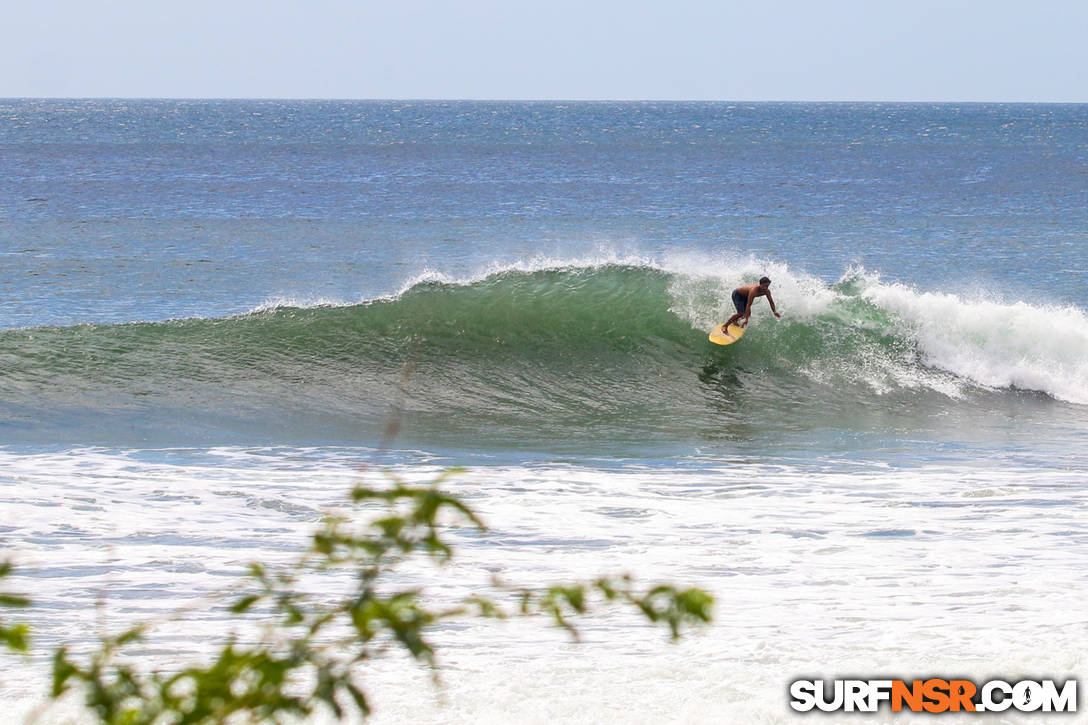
[{"xmin": 766, "ymin": 291, "xmax": 782, "ymax": 318}]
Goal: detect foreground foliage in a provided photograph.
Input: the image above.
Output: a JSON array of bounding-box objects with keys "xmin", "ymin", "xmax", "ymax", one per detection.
[
  {"xmin": 0, "ymin": 560, "xmax": 30, "ymax": 654},
  {"xmin": 4, "ymin": 469, "xmax": 713, "ymax": 723}
]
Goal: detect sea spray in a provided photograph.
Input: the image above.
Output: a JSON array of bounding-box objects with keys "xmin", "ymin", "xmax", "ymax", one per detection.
[{"xmin": 850, "ymin": 269, "xmax": 1088, "ymax": 404}]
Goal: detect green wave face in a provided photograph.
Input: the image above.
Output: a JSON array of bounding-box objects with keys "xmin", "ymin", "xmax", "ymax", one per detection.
[{"xmin": 2, "ymin": 264, "xmax": 1081, "ymax": 450}]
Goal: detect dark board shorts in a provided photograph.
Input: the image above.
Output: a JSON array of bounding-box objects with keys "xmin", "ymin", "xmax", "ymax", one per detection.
[{"xmin": 732, "ymin": 289, "xmax": 747, "ymax": 314}]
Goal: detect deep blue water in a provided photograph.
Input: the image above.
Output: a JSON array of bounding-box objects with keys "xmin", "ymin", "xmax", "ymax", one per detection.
[{"xmin": 2, "ymin": 100, "xmax": 1087, "ymax": 461}]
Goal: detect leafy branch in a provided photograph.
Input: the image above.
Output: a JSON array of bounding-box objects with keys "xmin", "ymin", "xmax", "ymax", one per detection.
[
  {"xmin": 16, "ymin": 468, "xmax": 713, "ymax": 723},
  {"xmin": 0, "ymin": 559, "xmax": 30, "ymax": 655}
]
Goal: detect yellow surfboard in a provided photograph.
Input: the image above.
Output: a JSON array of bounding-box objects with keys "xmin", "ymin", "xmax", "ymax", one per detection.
[{"xmin": 709, "ymin": 322, "xmax": 746, "ymax": 346}]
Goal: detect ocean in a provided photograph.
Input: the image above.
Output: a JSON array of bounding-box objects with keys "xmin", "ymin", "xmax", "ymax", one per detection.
[{"xmin": 2, "ymin": 100, "xmax": 1087, "ymax": 722}]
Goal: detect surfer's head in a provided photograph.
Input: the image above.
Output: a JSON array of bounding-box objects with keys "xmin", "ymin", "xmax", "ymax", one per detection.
[{"xmin": 759, "ymin": 276, "xmax": 771, "ymax": 287}]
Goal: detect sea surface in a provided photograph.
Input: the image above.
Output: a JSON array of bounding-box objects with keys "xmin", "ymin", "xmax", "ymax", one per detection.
[{"xmin": 2, "ymin": 100, "xmax": 1087, "ymax": 722}]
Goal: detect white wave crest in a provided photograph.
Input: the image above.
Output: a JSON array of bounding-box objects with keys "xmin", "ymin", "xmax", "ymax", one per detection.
[
  {"xmin": 662, "ymin": 251, "xmax": 837, "ymax": 331},
  {"xmin": 853, "ymin": 270, "xmax": 1088, "ymax": 404}
]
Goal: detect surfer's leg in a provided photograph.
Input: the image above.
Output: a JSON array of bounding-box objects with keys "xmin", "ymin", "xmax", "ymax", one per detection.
[
  {"xmin": 724, "ymin": 290, "xmax": 747, "ymax": 329},
  {"xmin": 731, "ymin": 290, "xmax": 747, "ymax": 315}
]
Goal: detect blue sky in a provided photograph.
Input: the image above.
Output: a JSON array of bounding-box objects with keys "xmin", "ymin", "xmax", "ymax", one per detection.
[{"xmin": 5, "ymin": 0, "xmax": 1086, "ymax": 101}]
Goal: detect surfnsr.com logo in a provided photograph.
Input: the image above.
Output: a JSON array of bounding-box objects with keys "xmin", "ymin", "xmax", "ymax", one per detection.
[{"xmin": 789, "ymin": 678, "xmax": 1077, "ymax": 713}]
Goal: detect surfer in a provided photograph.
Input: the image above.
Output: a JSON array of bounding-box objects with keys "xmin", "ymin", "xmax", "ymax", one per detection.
[{"xmin": 722, "ymin": 277, "xmax": 780, "ymax": 332}]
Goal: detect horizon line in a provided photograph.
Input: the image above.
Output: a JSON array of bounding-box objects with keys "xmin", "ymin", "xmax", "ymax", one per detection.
[{"xmin": 3, "ymin": 96, "xmax": 1086, "ymax": 105}]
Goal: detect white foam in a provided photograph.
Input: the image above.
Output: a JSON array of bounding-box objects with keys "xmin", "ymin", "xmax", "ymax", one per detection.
[
  {"xmin": 661, "ymin": 250, "xmax": 837, "ymax": 330},
  {"xmin": 245, "ymin": 295, "xmax": 355, "ymax": 314},
  {"xmin": 237, "ymin": 250, "xmax": 665, "ymax": 316},
  {"xmin": 392, "ymin": 248, "xmax": 662, "ymax": 296},
  {"xmin": 3, "ymin": 449, "xmax": 1085, "ymax": 723},
  {"xmin": 852, "ymin": 270, "xmax": 1088, "ymax": 404}
]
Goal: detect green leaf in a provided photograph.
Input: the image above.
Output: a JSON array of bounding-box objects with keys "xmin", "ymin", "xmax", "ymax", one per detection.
[
  {"xmin": 230, "ymin": 594, "xmax": 262, "ymax": 614},
  {"xmin": 114, "ymin": 625, "xmax": 146, "ymax": 647},
  {"xmin": 676, "ymin": 588, "xmax": 714, "ymax": 620},
  {"xmin": 1, "ymin": 623, "xmax": 29, "ymax": 652},
  {"xmin": 51, "ymin": 647, "xmax": 80, "ymax": 697},
  {"xmin": 314, "ymin": 670, "xmax": 342, "ymax": 719},
  {"xmin": 464, "ymin": 596, "xmax": 504, "ymax": 619},
  {"xmin": 345, "ymin": 681, "xmax": 370, "ymax": 716}
]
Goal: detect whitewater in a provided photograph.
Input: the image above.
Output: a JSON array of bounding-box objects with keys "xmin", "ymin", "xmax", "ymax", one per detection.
[{"xmin": 2, "ymin": 100, "xmax": 1087, "ymax": 722}]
